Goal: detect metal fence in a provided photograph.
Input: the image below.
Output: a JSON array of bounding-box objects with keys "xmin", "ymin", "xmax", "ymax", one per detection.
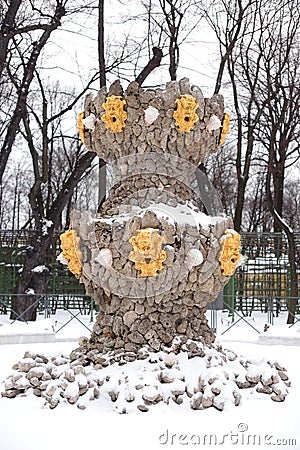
[
  {"xmin": 0, "ymin": 229, "xmax": 86, "ymax": 299},
  {"xmin": 0, "ymin": 230, "xmax": 299, "ymax": 319},
  {"xmin": 223, "ymin": 232, "xmax": 300, "ymax": 317}
]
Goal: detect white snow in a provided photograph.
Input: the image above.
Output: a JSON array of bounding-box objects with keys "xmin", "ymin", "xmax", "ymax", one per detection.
[
  {"xmin": 24, "ymin": 288, "xmax": 35, "ymax": 295},
  {"xmin": 0, "ymin": 311, "xmax": 299, "ymax": 450},
  {"xmin": 57, "ymin": 252, "xmax": 68, "ymax": 265},
  {"xmin": 42, "ymin": 219, "xmax": 53, "ymax": 236},
  {"xmin": 31, "ymin": 265, "xmax": 48, "ymax": 273},
  {"xmin": 94, "ymin": 201, "xmax": 225, "ymax": 230}
]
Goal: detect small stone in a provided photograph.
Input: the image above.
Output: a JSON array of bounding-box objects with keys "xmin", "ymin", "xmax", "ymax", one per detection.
[
  {"xmin": 173, "ymin": 395, "xmax": 184, "ymax": 405},
  {"xmin": 23, "ymin": 351, "xmax": 37, "ymax": 359},
  {"xmin": 137, "ymin": 404, "xmax": 149, "ymax": 412},
  {"xmin": 125, "ymin": 391, "xmax": 135, "ymax": 403},
  {"xmin": 164, "ymin": 353, "xmax": 177, "ymax": 368},
  {"xmin": 108, "ymin": 391, "xmax": 119, "ymax": 402},
  {"xmin": 52, "ymin": 356, "xmax": 69, "ymax": 366},
  {"xmin": 260, "ymin": 373, "xmax": 273, "ymax": 385},
  {"xmin": 63, "ymin": 382, "xmax": 80, "ymax": 404},
  {"xmin": 159, "ymin": 370, "xmax": 175, "ymax": 383},
  {"xmin": 233, "ymin": 391, "xmax": 241, "ymax": 406},
  {"xmin": 1, "ymin": 390, "xmax": 19, "ymax": 398},
  {"xmin": 213, "ymin": 397, "xmax": 224, "ymax": 411},
  {"xmin": 202, "ymin": 395, "xmax": 214, "ymax": 408},
  {"xmin": 142, "ymin": 386, "xmax": 160, "ymax": 403},
  {"xmin": 256, "ymin": 383, "xmax": 273, "ymax": 395},
  {"xmin": 272, "ymin": 382, "xmax": 288, "ymax": 396},
  {"xmin": 15, "ymin": 376, "xmax": 31, "ymax": 390},
  {"xmin": 274, "ymin": 362, "xmax": 286, "ymax": 372},
  {"xmin": 64, "ymin": 369, "xmax": 75, "ymax": 383},
  {"xmin": 27, "ymin": 367, "xmax": 45, "ymax": 380},
  {"xmin": 41, "ymin": 373, "xmax": 52, "ymax": 381},
  {"xmin": 271, "ymin": 394, "xmax": 286, "ymax": 402},
  {"xmin": 29, "ymin": 377, "xmax": 41, "ymax": 387},
  {"xmin": 123, "ymin": 311, "xmax": 138, "ymax": 328},
  {"xmin": 18, "ymin": 358, "xmax": 36, "ymax": 372},
  {"xmin": 128, "ymin": 331, "xmax": 145, "ymax": 344},
  {"xmin": 245, "ymin": 375, "xmax": 260, "ymax": 384},
  {"xmin": 190, "ymin": 392, "xmax": 203, "ymax": 410},
  {"xmin": 33, "ymin": 388, "xmax": 42, "ymax": 397},
  {"xmin": 278, "ymin": 370, "xmax": 289, "ymax": 381},
  {"xmin": 235, "ymin": 380, "xmax": 251, "ymax": 389}
]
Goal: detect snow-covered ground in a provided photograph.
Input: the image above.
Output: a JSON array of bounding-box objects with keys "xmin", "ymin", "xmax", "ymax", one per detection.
[{"xmin": 0, "ymin": 310, "xmax": 299, "ymax": 450}]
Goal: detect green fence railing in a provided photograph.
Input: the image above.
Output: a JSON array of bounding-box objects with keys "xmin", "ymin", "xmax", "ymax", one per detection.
[
  {"xmin": 223, "ymin": 232, "xmax": 300, "ymax": 316},
  {"xmin": 1, "ymin": 230, "xmax": 299, "ymax": 317}
]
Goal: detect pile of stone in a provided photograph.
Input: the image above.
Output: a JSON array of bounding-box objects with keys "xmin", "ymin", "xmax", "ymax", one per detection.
[{"xmin": 1, "ymin": 337, "xmax": 289, "ymax": 412}]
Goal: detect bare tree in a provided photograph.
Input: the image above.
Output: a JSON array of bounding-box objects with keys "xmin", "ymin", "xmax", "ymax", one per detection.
[
  {"xmin": 9, "ymin": 1, "xmax": 164, "ymax": 321},
  {"xmin": 240, "ymin": 0, "xmax": 300, "ymax": 322},
  {"xmin": 0, "ymin": 0, "xmax": 68, "ymax": 184},
  {"xmin": 197, "ymin": 0, "xmax": 255, "ymax": 95},
  {"xmin": 205, "ymin": 144, "xmax": 237, "ymax": 219}
]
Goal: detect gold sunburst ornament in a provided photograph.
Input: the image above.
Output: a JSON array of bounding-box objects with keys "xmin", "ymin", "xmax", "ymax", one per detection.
[
  {"xmin": 219, "ymin": 229, "xmax": 241, "ymax": 277},
  {"xmin": 173, "ymin": 95, "xmax": 199, "ymax": 133},
  {"xmin": 129, "ymin": 228, "xmax": 166, "ymax": 277},
  {"xmin": 60, "ymin": 229, "xmax": 83, "ymax": 276},
  {"xmin": 77, "ymin": 111, "xmax": 85, "ymax": 143},
  {"xmin": 218, "ymin": 112, "xmax": 230, "ymax": 146},
  {"xmin": 101, "ymin": 95, "xmax": 127, "ymax": 132}
]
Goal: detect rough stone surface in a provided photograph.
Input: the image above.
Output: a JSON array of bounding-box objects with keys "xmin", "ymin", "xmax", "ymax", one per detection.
[
  {"xmin": 72, "ymin": 205, "xmax": 232, "ymax": 354},
  {"xmin": 83, "ymin": 78, "xmax": 224, "ymax": 165},
  {"xmin": 70, "ymin": 79, "xmax": 233, "ymax": 356}
]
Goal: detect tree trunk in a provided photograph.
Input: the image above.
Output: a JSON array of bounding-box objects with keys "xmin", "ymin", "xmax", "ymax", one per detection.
[
  {"xmin": 266, "ymin": 165, "xmax": 298, "ymax": 324},
  {"xmin": 273, "ymin": 169, "xmax": 285, "ymax": 233},
  {"xmin": 285, "ymin": 228, "xmax": 298, "ymax": 324},
  {"xmin": 11, "ymin": 234, "xmax": 51, "ymax": 321},
  {"xmin": 12, "ymin": 151, "xmax": 96, "ymax": 321},
  {"xmin": 0, "ymin": 1, "xmax": 22, "ymax": 77},
  {"xmin": 233, "ymin": 177, "xmax": 246, "ymax": 232},
  {"xmin": 0, "ymin": 4, "xmax": 66, "ymax": 184}
]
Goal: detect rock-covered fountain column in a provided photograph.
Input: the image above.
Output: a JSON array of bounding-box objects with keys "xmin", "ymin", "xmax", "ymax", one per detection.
[
  {"xmin": 61, "ymin": 78, "xmax": 238, "ymax": 361},
  {"xmin": 1, "ymin": 79, "xmax": 290, "ymax": 412}
]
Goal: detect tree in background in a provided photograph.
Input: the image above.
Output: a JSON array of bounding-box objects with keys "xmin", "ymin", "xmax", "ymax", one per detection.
[
  {"xmin": 0, "ymin": 0, "xmax": 69, "ymax": 184},
  {"xmin": 3, "ymin": 0, "xmax": 164, "ymax": 320}
]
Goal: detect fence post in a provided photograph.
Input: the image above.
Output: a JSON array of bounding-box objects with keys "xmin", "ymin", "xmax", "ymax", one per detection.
[{"xmin": 224, "ymin": 276, "xmax": 235, "ymax": 322}]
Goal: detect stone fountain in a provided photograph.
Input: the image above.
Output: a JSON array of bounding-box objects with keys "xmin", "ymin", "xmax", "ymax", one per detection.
[
  {"xmin": 1, "ymin": 79, "xmax": 289, "ymax": 412},
  {"xmin": 61, "ymin": 78, "xmax": 238, "ymax": 359}
]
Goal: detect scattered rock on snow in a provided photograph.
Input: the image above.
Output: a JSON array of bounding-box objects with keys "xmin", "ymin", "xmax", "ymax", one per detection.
[{"xmin": 1, "ymin": 338, "xmax": 290, "ymax": 412}]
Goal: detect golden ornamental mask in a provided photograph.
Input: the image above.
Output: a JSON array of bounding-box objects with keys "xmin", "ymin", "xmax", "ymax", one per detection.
[
  {"xmin": 60, "ymin": 229, "xmax": 83, "ymax": 276},
  {"xmin": 219, "ymin": 229, "xmax": 241, "ymax": 277},
  {"xmin": 173, "ymin": 95, "xmax": 199, "ymax": 133},
  {"xmin": 101, "ymin": 95, "xmax": 127, "ymax": 132},
  {"xmin": 77, "ymin": 111, "xmax": 85, "ymax": 143},
  {"xmin": 129, "ymin": 228, "xmax": 166, "ymax": 277},
  {"xmin": 218, "ymin": 112, "xmax": 230, "ymax": 146}
]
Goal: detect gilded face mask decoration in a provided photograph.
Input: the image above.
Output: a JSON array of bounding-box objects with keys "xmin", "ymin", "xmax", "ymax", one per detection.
[
  {"xmin": 101, "ymin": 95, "xmax": 127, "ymax": 132},
  {"xmin": 219, "ymin": 229, "xmax": 241, "ymax": 277},
  {"xmin": 129, "ymin": 228, "xmax": 166, "ymax": 277},
  {"xmin": 173, "ymin": 95, "xmax": 199, "ymax": 133},
  {"xmin": 60, "ymin": 229, "xmax": 83, "ymax": 276}
]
